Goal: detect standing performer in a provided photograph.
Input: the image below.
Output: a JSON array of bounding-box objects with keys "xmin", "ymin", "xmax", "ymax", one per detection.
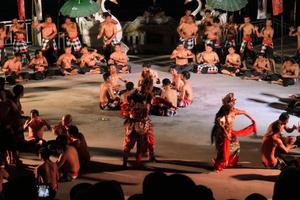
[
  {"xmin": 61, "ymin": 16, "xmax": 82, "ymax": 53},
  {"xmin": 239, "ymin": 16, "xmax": 259, "ymax": 69},
  {"xmin": 289, "ymin": 26, "xmax": 300, "ymax": 62},
  {"xmin": 211, "ymin": 93, "xmax": 256, "ymax": 171},
  {"xmin": 223, "ymin": 16, "xmax": 238, "ymax": 49},
  {"xmin": 123, "ymin": 87, "xmax": 155, "ymax": 167},
  {"xmin": 10, "ymin": 18, "xmax": 30, "ymax": 62},
  {"xmin": 32, "ymin": 16, "xmax": 58, "ymax": 52},
  {"xmin": 97, "ymin": 12, "xmax": 118, "ymax": 60},
  {"xmin": 177, "ymin": 15, "xmax": 198, "ymax": 51},
  {"xmin": 257, "ymin": 19, "xmax": 275, "ymax": 69}
]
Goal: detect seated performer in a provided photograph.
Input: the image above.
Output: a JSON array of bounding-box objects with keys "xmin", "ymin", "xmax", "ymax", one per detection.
[
  {"xmin": 2, "ymin": 53, "xmax": 28, "ymax": 83},
  {"xmin": 56, "ymin": 47, "xmax": 78, "ymax": 75},
  {"xmin": 99, "ymin": 72, "xmax": 120, "ymax": 110},
  {"xmin": 178, "ymin": 71, "xmax": 193, "ymax": 108},
  {"xmin": 221, "ymin": 46, "xmax": 241, "ymax": 76},
  {"xmin": 170, "ymin": 66, "xmax": 184, "ymax": 91},
  {"xmin": 270, "ymin": 58, "xmax": 299, "ymax": 87},
  {"xmin": 23, "ymin": 109, "xmax": 51, "ymax": 150},
  {"xmin": 261, "ymin": 121, "xmax": 296, "ymax": 169},
  {"xmin": 52, "ymin": 114, "xmax": 73, "ymax": 139},
  {"xmin": 108, "ymin": 43, "xmax": 131, "ymax": 73},
  {"xmin": 170, "ymin": 42, "xmax": 195, "ymax": 73},
  {"xmin": 123, "ymin": 92, "xmax": 155, "ymax": 167},
  {"xmin": 151, "ymin": 78, "xmax": 177, "ymax": 117},
  {"xmin": 79, "ymin": 47, "xmax": 105, "ymax": 74},
  {"xmin": 108, "ymin": 64, "xmax": 127, "ymax": 93},
  {"xmin": 195, "ymin": 44, "xmax": 219, "ymax": 74},
  {"xmin": 243, "ymin": 53, "xmax": 271, "ymax": 80},
  {"xmin": 177, "ymin": 15, "xmax": 198, "ymax": 50},
  {"xmin": 0, "ymin": 24, "xmax": 7, "ymax": 64},
  {"xmin": 120, "ymin": 82, "xmax": 136, "ymax": 118},
  {"xmin": 56, "ymin": 135, "xmax": 80, "ymax": 181},
  {"xmin": 28, "ymin": 50, "xmax": 48, "ymax": 79},
  {"xmin": 61, "ymin": 16, "xmax": 82, "ymax": 53},
  {"xmin": 138, "ymin": 63, "xmax": 160, "ymax": 87},
  {"xmin": 211, "ymin": 93, "xmax": 256, "ymax": 171}
]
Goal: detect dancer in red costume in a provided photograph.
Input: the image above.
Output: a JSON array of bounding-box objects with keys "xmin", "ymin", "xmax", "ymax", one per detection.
[{"xmin": 211, "ymin": 93, "xmax": 256, "ymax": 171}]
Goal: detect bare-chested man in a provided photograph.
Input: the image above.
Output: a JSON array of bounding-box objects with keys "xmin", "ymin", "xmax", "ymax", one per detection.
[
  {"xmin": 224, "ymin": 15, "xmax": 238, "ymax": 48},
  {"xmin": 0, "ymin": 24, "xmax": 7, "ymax": 63},
  {"xmin": 244, "ymin": 53, "xmax": 271, "ymax": 80},
  {"xmin": 161, "ymin": 78, "xmax": 177, "ymax": 116},
  {"xmin": 257, "ymin": 19, "xmax": 274, "ymax": 61},
  {"xmin": 97, "ymin": 12, "xmax": 117, "ymax": 59},
  {"xmin": 33, "ymin": 16, "xmax": 58, "ymax": 52},
  {"xmin": 289, "ymin": 26, "xmax": 300, "ymax": 62},
  {"xmin": 170, "ymin": 43, "xmax": 195, "ymax": 73},
  {"xmin": 177, "ymin": 15, "xmax": 198, "ymax": 50},
  {"xmin": 205, "ymin": 18, "xmax": 222, "ymax": 51},
  {"xmin": 36, "ymin": 148, "xmax": 58, "ymax": 199},
  {"xmin": 180, "ymin": 9, "xmax": 192, "ymax": 25},
  {"xmin": 271, "ymin": 58, "xmax": 299, "ymax": 87},
  {"xmin": 56, "ymin": 47, "xmax": 77, "ymax": 75},
  {"xmin": 178, "ymin": 71, "xmax": 193, "ymax": 107},
  {"xmin": 221, "ymin": 46, "xmax": 241, "ymax": 76},
  {"xmin": 170, "ymin": 66, "xmax": 184, "ymax": 91},
  {"xmin": 2, "ymin": 53, "xmax": 22, "ymax": 79},
  {"xmin": 201, "ymin": 9, "xmax": 213, "ymax": 27},
  {"xmin": 108, "ymin": 64, "xmax": 127, "ymax": 92},
  {"xmin": 24, "ymin": 109, "xmax": 51, "ymax": 141},
  {"xmin": 28, "ymin": 50, "xmax": 48, "ymax": 73},
  {"xmin": 52, "ymin": 114, "xmax": 73, "ymax": 139},
  {"xmin": 10, "ymin": 18, "xmax": 29, "ymax": 55},
  {"xmin": 99, "ymin": 72, "xmax": 120, "ymax": 110},
  {"xmin": 61, "ymin": 16, "xmax": 82, "ymax": 52},
  {"xmin": 196, "ymin": 43, "xmax": 219, "ymax": 74},
  {"xmin": 56, "ymin": 135, "xmax": 80, "ymax": 181},
  {"xmin": 109, "ymin": 43, "xmax": 131, "ymax": 73},
  {"xmin": 239, "ymin": 16, "xmax": 259, "ymax": 69}
]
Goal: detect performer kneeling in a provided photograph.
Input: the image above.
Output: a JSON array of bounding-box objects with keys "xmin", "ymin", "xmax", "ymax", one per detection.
[
  {"xmin": 211, "ymin": 93, "xmax": 256, "ymax": 171},
  {"xmin": 99, "ymin": 72, "xmax": 120, "ymax": 110},
  {"xmin": 178, "ymin": 71, "xmax": 193, "ymax": 108}
]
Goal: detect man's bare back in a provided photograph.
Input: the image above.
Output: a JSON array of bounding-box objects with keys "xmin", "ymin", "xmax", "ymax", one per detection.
[{"xmin": 161, "ymin": 87, "xmax": 177, "ymax": 107}]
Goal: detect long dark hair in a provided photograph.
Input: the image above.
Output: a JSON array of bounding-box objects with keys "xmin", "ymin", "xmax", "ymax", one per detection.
[{"xmin": 211, "ymin": 105, "xmax": 231, "ymax": 144}]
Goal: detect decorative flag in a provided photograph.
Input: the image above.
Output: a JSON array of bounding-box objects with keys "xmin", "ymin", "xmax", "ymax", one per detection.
[
  {"xmin": 34, "ymin": 0, "xmax": 43, "ymax": 20},
  {"xmin": 257, "ymin": 0, "xmax": 267, "ymax": 19},
  {"xmin": 272, "ymin": 0, "xmax": 283, "ymax": 16},
  {"xmin": 17, "ymin": 0, "xmax": 26, "ymax": 20}
]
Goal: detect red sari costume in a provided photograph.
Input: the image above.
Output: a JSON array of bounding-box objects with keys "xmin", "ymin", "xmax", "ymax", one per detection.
[{"xmin": 212, "ymin": 108, "xmax": 257, "ymax": 171}]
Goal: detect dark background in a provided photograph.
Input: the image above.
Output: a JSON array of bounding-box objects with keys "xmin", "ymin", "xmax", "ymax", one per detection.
[{"xmin": 0, "ymin": 0, "xmax": 298, "ymax": 25}]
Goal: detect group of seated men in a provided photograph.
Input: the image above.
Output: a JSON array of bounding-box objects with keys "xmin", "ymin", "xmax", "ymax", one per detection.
[{"xmin": 99, "ymin": 63, "xmax": 193, "ymax": 117}]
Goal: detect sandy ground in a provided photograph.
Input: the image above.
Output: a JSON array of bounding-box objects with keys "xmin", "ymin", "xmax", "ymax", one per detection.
[{"xmin": 16, "ymin": 63, "xmax": 300, "ymax": 200}]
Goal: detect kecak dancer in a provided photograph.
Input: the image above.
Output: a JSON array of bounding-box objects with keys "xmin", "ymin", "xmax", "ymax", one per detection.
[
  {"xmin": 123, "ymin": 77, "xmax": 155, "ymax": 167},
  {"xmin": 0, "ymin": 24, "xmax": 7, "ymax": 64},
  {"xmin": 10, "ymin": 18, "xmax": 30, "ymax": 62},
  {"xmin": 211, "ymin": 93, "xmax": 256, "ymax": 171},
  {"xmin": 289, "ymin": 26, "xmax": 300, "ymax": 62},
  {"xmin": 61, "ymin": 16, "xmax": 82, "ymax": 53},
  {"xmin": 239, "ymin": 16, "xmax": 259, "ymax": 69},
  {"xmin": 223, "ymin": 15, "xmax": 238, "ymax": 49},
  {"xmin": 257, "ymin": 19, "xmax": 275, "ymax": 70},
  {"xmin": 177, "ymin": 15, "xmax": 198, "ymax": 51}
]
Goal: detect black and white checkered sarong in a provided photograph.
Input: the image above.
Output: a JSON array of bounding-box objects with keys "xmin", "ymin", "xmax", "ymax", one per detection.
[
  {"xmin": 13, "ymin": 40, "xmax": 28, "ymax": 53},
  {"xmin": 42, "ymin": 38, "xmax": 58, "ymax": 51},
  {"xmin": 66, "ymin": 37, "xmax": 82, "ymax": 52},
  {"xmin": 180, "ymin": 37, "xmax": 195, "ymax": 50}
]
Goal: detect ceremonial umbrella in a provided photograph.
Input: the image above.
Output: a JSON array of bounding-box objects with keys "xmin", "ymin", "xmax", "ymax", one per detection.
[
  {"xmin": 206, "ymin": 0, "xmax": 248, "ymax": 12},
  {"xmin": 60, "ymin": 0, "xmax": 100, "ymax": 18}
]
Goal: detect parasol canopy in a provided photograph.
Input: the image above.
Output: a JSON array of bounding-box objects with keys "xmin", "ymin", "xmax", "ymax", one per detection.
[
  {"xmin": 60, "ymin": 0, "xmax": 100, "ymax": 18},
  {"xmin": 206, "ymin": 0, "xmax": 248, "ymax": 12}
]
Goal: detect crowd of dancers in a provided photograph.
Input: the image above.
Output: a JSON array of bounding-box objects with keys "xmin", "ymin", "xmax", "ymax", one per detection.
[{"xmin": 0, "ymin": 7, "xmax": 300, "ymax": 200}]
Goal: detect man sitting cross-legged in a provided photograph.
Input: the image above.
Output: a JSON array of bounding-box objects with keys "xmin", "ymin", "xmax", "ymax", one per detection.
[
  {"xmin": 108, "ymin": 43, "xmax": 131, "ymax": 73},
  {"xmin": 221, "ymin": 46, "xmax": 241, "ymax": 76},
  {"xmin": 195, "ymin": 43, "xmax": 219, "ymax": 74},
  {"xmin": 56, "ymin": 47, "xmax": 78, "ymax": 75},
  {"xmin": 151, "ymin": 78, "xmax": 177, "ymax": 117},
  {"xmin": 178, "ymin": 71, "xmax": 193, "ymax": 108},
  {"xmin": 170, "ymin": 42, "xmax": 195, "ymax": 74},
  {"xmin": 243, "ymin": 53, "xmax": 272, "ymax": 81},
  {"xmin": 99, "ymin": 72, "xmax": 120, "ymax": 110}
]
